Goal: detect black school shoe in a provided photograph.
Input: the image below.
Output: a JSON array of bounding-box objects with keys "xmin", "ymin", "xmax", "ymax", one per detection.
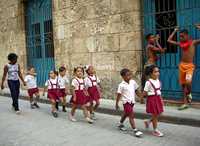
[
  {"xmin": 34, "ymin": 102, "xmax": 40, "ymax": 108},
  {"xmin": 31, "ymin": 104, "xmax": 35, "ymax": 109},
  {"xmin": 52, "ymin": 111, "xmax": 58, "ymax": 118}
]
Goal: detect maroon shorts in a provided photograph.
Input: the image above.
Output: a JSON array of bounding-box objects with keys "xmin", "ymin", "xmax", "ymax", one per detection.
[
  {"xmin": 28, "ymin": 88, "xmax": 39, "ymax": 97},
  {"xmin": 88, "ymin": 86, "xmax": 101, "ymax": 102},
  {"xmin": 71, "ymin": 90, "xmax": 90, "ymax": 106},
  {"xmin": 48, "ymin": 89, "xmax": 59, "ymax": 101},
  {"xmin": 146, "ymin": 95, "xmax": 164, "ymax": 115},
  {"xmin": 58, "ymin": 89, "xmax": 66, "ymax": 97},
  {"xmin": 123, "ymin": 102, "xmax": 134, "ymax": 115}
]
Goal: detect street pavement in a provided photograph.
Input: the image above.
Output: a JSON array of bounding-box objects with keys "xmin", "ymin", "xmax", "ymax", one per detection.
[{"xmin": 0, "ymin": 96, "xmax": 199, "ymax": 146}]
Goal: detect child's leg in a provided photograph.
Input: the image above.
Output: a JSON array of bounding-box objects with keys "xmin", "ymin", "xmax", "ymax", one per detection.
[
  {"xmin": 71, "ymin": 104, "xmax": 77, "ymax": 116},
  {"xmin": 8, "ymin": 80, "xmax": 20, "ymax": 111},
  {"xmin": 55, "ymin": 101, "xmax": 59, "ymax": 110},
  {"xmin": 29, "ymin": 95, "xmax": 35, "ymax": 109},
  {"xmin": 81, "ymin": 104, "xmax": 93, "ymax": 123},
  {"xmin": 35, "ymin": 92, "xmax": 40, "ymax": 103},
  {"xmin": 50, "ymin": 99, "xmax": 58, "ymax": 118},
  {"xmin": 128, "ymin": 112, "xmax": 143, "ymax": 137},
  {"xmin": 33, "ymin": 92, "xmax": 40, "ymax": 108},
  {"xmin": 81, "ymin": 105, "xmax": 90, "ymax": 118},
  {"xmin": 89, "ymin": 101, "xmax": 94, "ymax": 114},
  {"xmin": 50, "ymin": 99, "xmax": 56, "ymax": 112},
  {"xmin": 60, "ymin": 97, "xmax": 67, "ymax": 112},
  {"xmin": 30, "ymin": 96, "xmax": 34, "ymax": 104},
  {"xmin": 151, "ymin": 114, "xmax": 164, "ymax": 136},
  {"xmin": 120, "ymin": 112, "xmax": 127, "ymax": 124},
  {"xmin": 128, "ymin": 112, "xmax": 136, "ymax": 129},
  {"xmin": 152, "ymin": 114, "xmax": 158, "ymax": 130},
  {"xmin": 93, "ymin": 99, "xmax": 100, "ymax": 112}
]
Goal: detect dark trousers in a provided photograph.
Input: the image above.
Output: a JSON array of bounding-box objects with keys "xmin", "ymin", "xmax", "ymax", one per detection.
[{"xmin": 8, "ymin": 80, "xmax": 20, "ymax": 111}]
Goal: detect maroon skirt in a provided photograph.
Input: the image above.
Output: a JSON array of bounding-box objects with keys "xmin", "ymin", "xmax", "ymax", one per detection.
[
  {"xmin": 71, "ymin": 90, "xmax": 90, "ymax": 105},
  {"xmin": 48, "ymin": 89, "xmax": 59, "ymax": 101},
  {"xmin": 146, "ymin": 95, "xmax": 164, "ymax": 115},
  {"xmin": 28, "ymin": 88, "xmax": 39, "ymax": 97},
  {"xmin": 123, "ymin": 102, "xmax": 134, "ymax": 115},
  {"xmin": 88, "ymin": 86, "xmax": 100, "ymax": 102},
  {"xmin": 58, "ymin": 88, "xmax": 67, "ymax": 97}
]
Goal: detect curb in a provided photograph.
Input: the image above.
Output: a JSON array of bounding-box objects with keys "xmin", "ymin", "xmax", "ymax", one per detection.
[{"xmin": 1, "ymin": 94, "xmax": 200, "ymax": 127}]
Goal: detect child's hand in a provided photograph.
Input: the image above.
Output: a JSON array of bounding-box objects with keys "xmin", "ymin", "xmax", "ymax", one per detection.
[
  {"xmin": 155, "ymin": 34, "xmax": 160, "ymax": 40},
  {"xmin": 23, "ymin": 81, "xmax": 26, "ymax": 86},
  {"xmin": 73, "ymin": 96, "xmax": 76, "ymax": 102},
  {"xmin": 1, "ymin": 84, "xmax": 4, "ymax": 90},
  {"xmin": 196, "ymin": 24, "xmax": 200, "ymax": 30},
  {"xmin": 174, "ymin": 26, "xmax": 179, "ymax": 31},
  {"xmin": 161, "ymin": 48, "xmax": 167, "ymax": 53},
  {"xmin": 140, "ymin": 98, "xmax": 145, "ymax": 104}
]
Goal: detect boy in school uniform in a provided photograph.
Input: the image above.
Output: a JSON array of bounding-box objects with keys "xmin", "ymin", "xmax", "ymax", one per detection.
[{"xmin": 116, "ymin": 68, "xmax": 143, "ymax": 137}]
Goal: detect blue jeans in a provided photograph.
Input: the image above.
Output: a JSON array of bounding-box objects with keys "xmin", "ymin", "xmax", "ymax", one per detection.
[{"xmin": 7, "ymin": 80, "xmax": 20, "ymax": 111}]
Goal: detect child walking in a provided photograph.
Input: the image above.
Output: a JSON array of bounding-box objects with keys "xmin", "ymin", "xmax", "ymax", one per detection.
[
  {"xmin": 58, "ymin": 66, "xmax": 69, "ymax": 112},
  {"xmin": 1, "ymin": 53, "xmax": 26, "ymax": 114},
  {"xmin": 69, "ymin": 66, "xmax": 93, "ymax": 124},
  {"xmin": 43, "ymin": 70, "xmax": 60, "ymax": 118},
  {"xmin": 84, "ymin": 65, "xmax": 102, "ymax": 120},
  {"xmin": 143, "ymin": 65, "xmax": 164, "ymax": 137},
  {"xmin": 116, "ymin": 68, "xmax": 143, "ymax": 137},
  {"xmin": 24, "ymin": 67, "xmax": 40, "ymax": 109}
]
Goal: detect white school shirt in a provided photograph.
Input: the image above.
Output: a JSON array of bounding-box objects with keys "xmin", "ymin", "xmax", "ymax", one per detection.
[
  {"xmin": 45, "ymin": 77, "xmax": 59, "ymax": 89},
  {"xmin": 24, "ymin": 74, "xmax": 37, "ymax": 89},
  {"xmin": 7, "ymin": 63, "xmax": 19, "ymax": 80},
  {"xmin": 144, "ymin": 79, "xmax": 161, "ymax": 96},
  {"xmin": 84, "ymin": 75, "xmax": 100, "ymax": 88},
  {"xmin": 58, "ymin": 75, "xmax": 69, "ymax": 89},
  {"xmin": 117, "ymin": 80, "xmax": 139, "ymax": 104},
  {"xmin": 71, "ymin": 77, "xmax": 85, "ymax": 90}
]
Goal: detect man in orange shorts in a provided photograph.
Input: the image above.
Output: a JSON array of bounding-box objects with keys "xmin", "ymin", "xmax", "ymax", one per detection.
[{"xmin": 168, "ymin": 25, "xmax": 200, "ymax": 110}]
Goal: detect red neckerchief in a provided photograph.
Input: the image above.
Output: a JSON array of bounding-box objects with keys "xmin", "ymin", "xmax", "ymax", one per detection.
[{"xmin": 180, "ymin": 40, "xmax": 192, "ymax": 52}]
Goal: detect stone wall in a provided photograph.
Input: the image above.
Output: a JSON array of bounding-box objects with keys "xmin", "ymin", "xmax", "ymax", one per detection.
[
  {"xmin": 0, "ymin": 0, "xmax": 26, "ymax": 83},
  {"xmin": 52, "ymin": 0, "xmax": 143, "ymax": 99}
]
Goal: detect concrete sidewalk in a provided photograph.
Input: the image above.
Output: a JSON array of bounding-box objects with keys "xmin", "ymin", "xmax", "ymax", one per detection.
[{"xmin": 0, "ymin": 88, "xmax": 200, "ymax": 127}]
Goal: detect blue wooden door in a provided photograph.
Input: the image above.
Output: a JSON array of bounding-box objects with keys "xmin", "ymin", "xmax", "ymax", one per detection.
[
  {"xmin": 143, "ymin": 0, "xmax": 200, "ymax": 101},
  {"xmin": 25, "ymin": 0, "xmax": 55, "ymax": 86}
]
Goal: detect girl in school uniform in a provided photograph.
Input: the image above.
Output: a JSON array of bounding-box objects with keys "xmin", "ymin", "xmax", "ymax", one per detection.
[
  {"xmin": 143, "ymin": 65, "xmax": 164, "ymax": 137},
  {"xmin": 69, "ymin": 66, "xmax": 93, "ymax": 124},
  {"xmin": 84, "ymin": 65, "xmax": 102, "ymax": 120},
  {"xmin": 24, "ymin": 66, "xmax": 40, "ymax": 109},
  {"xmin": 1, "ymin": 53, "xmax": 26, "ymax": 114},
  {"xmin": 43, "ymin": 70, "xmax": 60, "ymax": 118},
  {"xmin": 58, "ymin": 66, "xmax": 69, "ymax": 112}
]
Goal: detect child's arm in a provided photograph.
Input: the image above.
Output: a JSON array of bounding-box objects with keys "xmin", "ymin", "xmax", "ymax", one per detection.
[
  {"xmin": 1, "ymin": 65, "xmax": 8, "ymax": 90},
  {"xmin": 65, "ymin": 78, "xmax": 69, "ymax": 95},
  {"xmin": 71, "ymin": 87, "xmax": 77, "ymax": 102},
  {"xmin": 155, "ymin": 35, "xmax": 166, "ymax": 53},
  {"xmin": 43, "ymin": 86, "xmax": 47, "ymax": 96},
  {"xmin": 167, "ymin": 27, "xmax": 180, "ymax": 46},
  {"xmin": 135, "ymin": 89, "xmax": 144, "ymax": 104},
  {"xmin": 18, "ymin": 65, "xmax": 26, "ymax": 86},
  {"xmin": 115, "ymin": 93, "xmax": 121, "ymax": 110}
]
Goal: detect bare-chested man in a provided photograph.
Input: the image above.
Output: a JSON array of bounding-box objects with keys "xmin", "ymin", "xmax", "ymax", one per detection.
[
  {"xmin": 141, "ymin": 34, "xmax": 166, "ymax": 89},
  {"xmin": 168, "ymin": 25, "xmax": 200, "ymax": 110}
]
